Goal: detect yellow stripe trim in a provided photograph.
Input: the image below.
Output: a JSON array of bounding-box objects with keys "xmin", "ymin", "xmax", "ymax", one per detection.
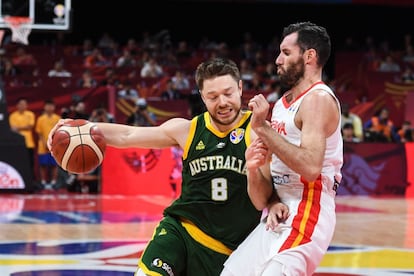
[
  {"xmin": 181, "ymin": 219, "xmax": 233, "ymax": 256},
  {"xmin": 292, "ymin": 181, "xmax": 315, "ymax": 247},
  {"xmin": 204, "ymin": 110, "xmax": 252, "ymax": 138},
  {"xmin": 182, "ymin": 116, "xmax": 198, "ymax": 160},
  {"xmin": 137, "ymin": 261, "xmax": 163, "ymax": 276}
]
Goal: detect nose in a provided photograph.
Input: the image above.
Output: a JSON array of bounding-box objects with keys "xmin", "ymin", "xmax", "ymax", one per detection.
[
  {"xmin": 218, "ymin": 94, "xmax": 228, "ymax": 105},
  {"xmin": 275, "ymin": 55, "xmax": 282, "ymax": 66}
]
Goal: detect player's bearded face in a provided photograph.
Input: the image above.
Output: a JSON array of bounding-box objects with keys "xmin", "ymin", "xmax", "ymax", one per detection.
[{"xmin": 278, "ymin": 56, "xmax": 305, "ymax": 88}]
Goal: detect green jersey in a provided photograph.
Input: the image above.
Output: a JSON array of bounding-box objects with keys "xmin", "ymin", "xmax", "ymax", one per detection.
[{"xmin": 164, "ymin": 110, "xmax": 262, "ymax": 250}]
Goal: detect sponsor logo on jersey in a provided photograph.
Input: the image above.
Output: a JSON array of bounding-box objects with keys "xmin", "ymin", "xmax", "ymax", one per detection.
[
  {"xmin": 230, "ymin": 128, "xmax": 245, "ymax": 144},
  {"xmin": 273, "ymin": 174, "xmax": 290, "ymax": 184},
  {"xmin": 152, "ymin": 258, "xmax": 174, "ymax": 276},
  {"xmin": 196, "ymin": 140, "xmax": 205, "ymax": 150}
]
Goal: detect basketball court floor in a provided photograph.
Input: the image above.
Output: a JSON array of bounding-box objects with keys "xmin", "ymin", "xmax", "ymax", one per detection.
[{"xmin": 0, "ymin": 191, "xmax": 413, "ymax": 276}]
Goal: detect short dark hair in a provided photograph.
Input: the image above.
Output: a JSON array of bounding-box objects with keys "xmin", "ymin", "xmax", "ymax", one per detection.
[
  {"xmin": 282, "ymin": 21, "xmax": 331, "ymax": 67},
  {"xmin": 195, "ymin": 57, "xmax": 240, "ymax": 91}
]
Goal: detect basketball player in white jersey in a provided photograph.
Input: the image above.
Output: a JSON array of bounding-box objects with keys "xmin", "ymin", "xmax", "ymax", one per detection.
[{"xmin": 221, "ymin": 21, "xmax": 343, "ymax": 276}]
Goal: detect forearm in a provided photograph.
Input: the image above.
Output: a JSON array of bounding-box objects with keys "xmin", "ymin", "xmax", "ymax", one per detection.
[
  {"xmin": 95, "ymin": 122, "xmax": 177, "ymax": 149},
  {"xmin": 247, "ymin": 167, "xmax": 273, "ymax": 211},
  {"xmin": 95, "ymin": 122, "xmax": 135, "ymax": 148},
  {"xmin": 254, "ymin": 125, "xmax": 322, "ymax": 181}
]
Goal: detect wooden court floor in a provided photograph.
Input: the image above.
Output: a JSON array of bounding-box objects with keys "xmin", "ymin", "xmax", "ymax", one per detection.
[{"xmin": 0, "ymin": 191, "xmax": 413, "ymax": 276}]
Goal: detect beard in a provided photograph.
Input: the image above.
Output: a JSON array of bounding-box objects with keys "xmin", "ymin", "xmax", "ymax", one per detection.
[{"xmin": 278, "ymin": 57, "xmax": 305, "ymax": 89}]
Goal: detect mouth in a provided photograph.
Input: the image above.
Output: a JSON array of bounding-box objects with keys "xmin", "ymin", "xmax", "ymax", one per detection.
[{"xmin": 218, "ymin": 108, "xmax": 232, "ymax": 117}]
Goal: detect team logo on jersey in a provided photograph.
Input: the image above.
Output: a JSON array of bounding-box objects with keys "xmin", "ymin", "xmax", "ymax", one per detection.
[{"xmin": 230, "ymin": 128, "xmax": 245, "ymax": 144}]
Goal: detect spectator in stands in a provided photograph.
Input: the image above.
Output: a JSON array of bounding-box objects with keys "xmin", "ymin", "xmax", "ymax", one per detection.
[
  {"xmin": 140, "ymin": 57, "xmax": 164, "ymax": 78},
  {"xmin": 47, "ymin": 60, "xmax": 72, "ymax": 77},
  {"xmin": 377, "ymin": 55, "xmax": 401, "ymax": 72},
  {"xmin": 161, "ymin": 79, "xmax": 182, "ymax": 100},
  {"xmin": 9, "ymin": 97, "xmax": 36, "ymax": 180},
  {"xmin": 341, "ymin": 103, "xmax": 364, "ymax": 141},
  {"xmin": 123, "ymin": 37, "xmax": 140, "ymax": 56},
  {"xmin": 261, "ymin": 62, "xmax": 279, "ymax": 83},
  {"xmin": 126, "ymin": 98, "xmax": 157, "ymax": 126},
  {"xmin": 364, "ymin": 107, "xmax": 399, "ymax": 142},
  {"xmin": 239, "ymin": 59, "xmax": 254, "ymax": 82},
  {"xmin": 342, "ymin": 122, "xmax": 361, "ymax": 143},
  {"xmin": 35, "ymin": 99, "xmax": 61, "ymax": 189},
  {"xmin": 170, "ymin": 70, "xmax": 190, "ymax": 91},
  {"xmin": 89, "ymin": 104, "xmax": 115, "ymax": 123},
  {"xmin": 397, "ymin": 120, "xmax": 413, "ymax": 143},
  {"xmin": 75, "ymin": 38, "xmax": 94, "ymax": 57},
  {"xmin": 72, "ymin": 100, "xmax": 90, "ymax": 120},
  {"xmin": 117, "ymin": 80, "xmax": 140, "ymax": 101},
  {"xmin": 97, "ymin": 32, "xmax": 116, "ymax": 54},
  {"xmin": 399, "ymin": 66, "xmax": 414, "ymax": 83},
  {"xmin": 402, "ymin": 44, "xmax": 414, "ymax": 64},
  {"xmin": 115, "ymin": 48, "xmax": 137, "ymax": 68},
  {"xmin": 11, "ymin": 47, "xmax": 37, "ymax": 66},
  {"xmin": 100, "ymin": 67, "xmax": 121, "ymax": 88},
  {"xmin": 175, "ymin": 40, "xmax": 193, "ymax": 59},
  {"xmin": 77, "ymin": 69, "xmax": 98, "ymax": 88},
  {"xmin": 84, "ymin": 47, "xmax": 112, "ymax": 68}
]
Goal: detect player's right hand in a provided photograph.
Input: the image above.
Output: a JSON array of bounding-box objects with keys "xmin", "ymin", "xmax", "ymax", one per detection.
[
  {"xmin": 248, "ymin": 94, "xmax": 270, "ymax": 131},
  {"xmin": 47, "ymin": 118, "xmax": 74, "ymax": 151}
]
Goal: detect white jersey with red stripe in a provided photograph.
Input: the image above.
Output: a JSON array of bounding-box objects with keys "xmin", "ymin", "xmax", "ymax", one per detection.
[{"xmin": 222, "ymin": 82, "xmax": 343, "ymax": 276}]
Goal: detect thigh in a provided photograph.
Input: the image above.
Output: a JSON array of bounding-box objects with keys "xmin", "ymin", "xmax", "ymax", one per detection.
[
  {"xmin": 261, "ymin": 260, "xmax": 285, "ymax": 276},
  {"xmin": 138, "ymin": 216, "xmax": 187, "ymax": 276},
  {"xmin": 186, "ymin": 239, "xmax": 228, "ymax": 276}
]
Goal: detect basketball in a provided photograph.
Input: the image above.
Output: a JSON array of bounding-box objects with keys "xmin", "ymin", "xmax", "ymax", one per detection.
[{"xmin": 51, "ymin": 119, "xmax": 106, "ymax": 174}]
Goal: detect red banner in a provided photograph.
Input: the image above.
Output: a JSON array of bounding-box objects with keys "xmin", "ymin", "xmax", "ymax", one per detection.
[{"xmin": 101, "ymin": 146, "xmax": 182, "ymax": 196}]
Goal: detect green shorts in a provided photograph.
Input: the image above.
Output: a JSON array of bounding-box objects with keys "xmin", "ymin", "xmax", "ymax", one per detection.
[{"xmin": 137, "ymin": 215, "xmax": 230, "ymax": 276}]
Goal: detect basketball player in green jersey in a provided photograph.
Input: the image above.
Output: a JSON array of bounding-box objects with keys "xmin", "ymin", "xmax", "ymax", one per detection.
[{"xmin": 47, "ymin": 57, "xmax": 288, "ymax": 275}]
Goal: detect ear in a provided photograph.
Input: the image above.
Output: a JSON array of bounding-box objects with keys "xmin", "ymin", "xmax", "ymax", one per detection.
[
  {"xmin": 238, "ymin": 79, "xmax": 243, "ymax": 95},
  {"xmin": 305, "ymin": 49, "xmax": 316, "ymax": 63}
]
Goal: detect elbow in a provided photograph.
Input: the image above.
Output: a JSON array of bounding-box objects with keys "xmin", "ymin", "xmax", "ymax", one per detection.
[{"xmin": 302, "ymin": 164, "xmax": 323, "ymax": 182}]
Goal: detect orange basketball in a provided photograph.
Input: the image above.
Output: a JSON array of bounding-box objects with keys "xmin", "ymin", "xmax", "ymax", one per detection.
[{"xmin": 51, "ymin": 119, "xmax": 106, "ymax": 174}]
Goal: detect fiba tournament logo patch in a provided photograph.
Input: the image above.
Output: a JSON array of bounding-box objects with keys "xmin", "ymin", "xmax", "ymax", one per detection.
[{"xmin": 230, "ymin": 128, "xmax": 245, "ymax": 144}]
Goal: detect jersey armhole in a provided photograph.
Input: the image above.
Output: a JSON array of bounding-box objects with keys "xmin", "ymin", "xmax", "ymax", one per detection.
[{"xmin": 182, "ymin": 116, "xmax": 198, "ymax": 160}]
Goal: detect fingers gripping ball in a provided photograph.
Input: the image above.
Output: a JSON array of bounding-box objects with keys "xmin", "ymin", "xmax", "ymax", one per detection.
[{"xmin": 51, "ymin": 119, "xmax": 106, "ymax": 174}]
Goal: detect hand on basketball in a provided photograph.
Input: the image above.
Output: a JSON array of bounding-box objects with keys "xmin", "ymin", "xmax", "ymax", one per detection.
[
  {"xmin": 47, "ymin": 118, "xmax": 74, "ymax": 152},
  {"xmin": 265, "ymin": 201, "xmax": 289, "ymax": 231},
  {"xmin": 248, "ymin": 94, "xmax": 270, "ymax": 131}
]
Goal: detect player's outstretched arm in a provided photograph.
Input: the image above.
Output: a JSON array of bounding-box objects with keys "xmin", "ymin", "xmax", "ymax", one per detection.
[
  {"xmin": 47, "ymin": 118, "xmax": 191, "ymax": 152},
  {"xmin": 95, "ymin": 118, "xmax": 190, "ymax": 149}
]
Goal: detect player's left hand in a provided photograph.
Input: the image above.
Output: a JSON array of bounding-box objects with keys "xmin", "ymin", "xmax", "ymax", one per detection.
[{"xmin": 265, "ymin": 202, "xmax": 289, "ymax": 231}]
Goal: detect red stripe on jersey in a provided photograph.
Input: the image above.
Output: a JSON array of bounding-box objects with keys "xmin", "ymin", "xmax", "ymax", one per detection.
[{"xmin": 279, "ymin": 176, "xmax": 322, "ymax": 252}]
